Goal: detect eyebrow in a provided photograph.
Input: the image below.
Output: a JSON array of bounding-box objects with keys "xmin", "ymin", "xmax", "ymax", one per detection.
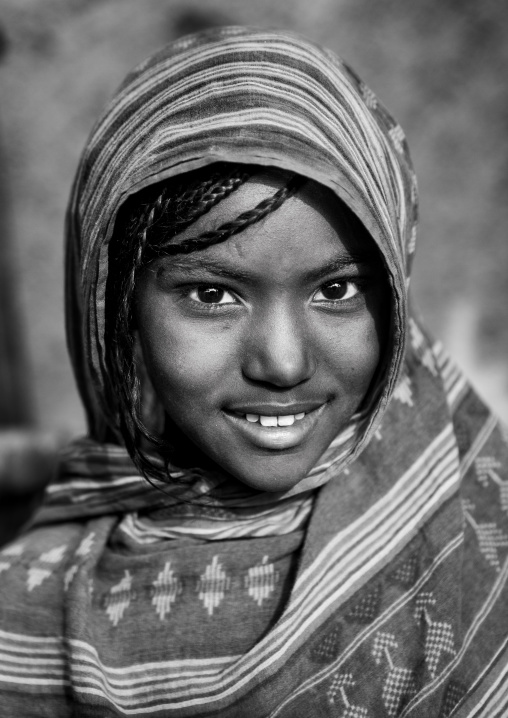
[
  {"xmin": 303, "ymin": 254, "xmax": 378, "ymax": 283},
  {"xmin": 162, "ymin": 251, "xmax": 378, "ymax": 284},
  {"xmin": 164, "ymin": 255, "xmax": 256, "ymax": 283}
]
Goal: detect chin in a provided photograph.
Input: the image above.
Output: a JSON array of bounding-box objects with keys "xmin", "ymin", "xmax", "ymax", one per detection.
[{"xmin": 230, "ymin": 463, "xmax": 310, "ymax": 493}]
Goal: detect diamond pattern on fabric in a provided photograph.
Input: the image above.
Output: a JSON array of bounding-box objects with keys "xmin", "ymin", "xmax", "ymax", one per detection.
[
  {"xmin": 27, "ymin": 568, "xmax": 52, "ymax": 592},
  {"xmin": 499, "ymin": 483, "xmax": 508, "ymax": 514},
  {"xmin": 439, "ymin": 680, "xmax": 467, "ymax": 717},
  {"xmin": 465, "ymin": 507, "xmax": 508, "ymax": 571},
  {"xmin": 64, "ymin": 565, "xmax": 78, "ymax": 591},
  {"xmin": 340, "ymin": 707, "xmax": 369, "ymax": 718},
  {"xmin": 26, "ymin": 544, "xmax": 67, "ymax": 592},
  {"xmin": 383, "ymin": 666, "xmax": 416, "ymax": 717},
  {"xmin": 151, "ymin": 562, "xmax": 182, "ymax": 620},
  {"xmin": 327, "ymin": 672, "xmax": 368, "ymax": 716},
  {"xmin": 475, "ymin": 456, "xmax": 502, "ymax": 486},
  {"xmin": 0, "ymin": 539, "xmax": 23, "ymax": 573},
  {"xmin": 475, "ymin": 458, "xmax": 508, "ymax": 512},
  {"xmin": 105, "ymin": 570, "xmax": 134, "ymax": 626},
  {"xmin": 360, "ymin": 82, "xmax": 377, "ymax": 110},
  {"xmin": 414, "ymin": 591, "xmax": 455, "ymax": 678},
  {"xmin": 63, "ymin": 532, "xmax": 97, "ymax": 593},
  {"xmin": 409, "ymin": 319, "xmax": 426, "ymax": 352},
  {"xmin": 393, "ymin": 375, "xmax": 413, "ymax": 407},
  {"xmin": 197, "ymin": 556, "xmax": 230, "ymax": 616},
  {"xmin": 328, "ymin": 671, "xmax": 355, "ymax": 697},
  {"xmin": 346, "ymin": 584, "xmax": 382, "ymax": 624},
  {"xmin": 76, "ymin": 532, "xmax": 95, "ymax": 557},
  {"xmin": 372, "ymin": 632, "xmax": 398, "ymax": 665},
  {"xmin": 389, "ymin": 125, "xmax": 406, "ymax": 154},
  {"xmin": 475, "ymin": 522, "xmax": 508, "ymax": 571},
  {"xmin": 425, "ymin": 620, "xmax": 455, "ymax": 679},
  {"xmin": 372, "ymin": 632, "xmax": 416, "ymax": 716},
  {"xmin": 40, "ymin": 546, "xmax": 67, "ymax": 562},
  {"xmin": 389, "ymin": 555, "xmax": 419, "ymax": 588},
  {"xmin": 413, "ymin": 591, "xmax": 436, "ymax": 619},
  {"xmin": 245, "ymin": 556, "xmax": 277, "ymax": 607},
  {"xmin": 310, "ymin": 623, "xmax": 342, "ymax": 664},
  {"xmin": 2, "ymin": 543, "xmax": 24, "ymax": 557}
]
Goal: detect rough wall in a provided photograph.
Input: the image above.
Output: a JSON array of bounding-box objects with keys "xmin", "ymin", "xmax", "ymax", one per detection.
[{"xmin": 1, "ymin": 0, "xmax": 507, "ymax": 433}]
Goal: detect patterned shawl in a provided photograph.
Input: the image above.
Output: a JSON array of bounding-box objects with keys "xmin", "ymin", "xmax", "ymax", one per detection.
[{"xmin": 2, "ymin": 27, "xmax": 508, "ymax": 718}]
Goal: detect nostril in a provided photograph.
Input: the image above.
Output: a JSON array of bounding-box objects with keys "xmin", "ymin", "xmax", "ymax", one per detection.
[
  {"xmin": 242, "ymin": 349, "xmax": 316, "ymax": 388},
  {"xmin": 241, "ymin": 308, "xmax": 316, "ymax": 387}
]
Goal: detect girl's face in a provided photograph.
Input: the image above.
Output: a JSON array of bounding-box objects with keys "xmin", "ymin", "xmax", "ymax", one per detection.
[{"xmin": 134, "ymin": 172, "xmax": 388, "ymax": 492}]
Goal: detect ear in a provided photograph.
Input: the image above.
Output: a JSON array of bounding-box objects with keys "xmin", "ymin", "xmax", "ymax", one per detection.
[{"xmin": 133, "ymin": 331, "xmax": 166, "ymax": 436}]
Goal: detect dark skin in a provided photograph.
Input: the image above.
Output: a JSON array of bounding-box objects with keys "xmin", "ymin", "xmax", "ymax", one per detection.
[{"xmin": 135, "ymin": 171, "xmax": 389, "ymax": 493}]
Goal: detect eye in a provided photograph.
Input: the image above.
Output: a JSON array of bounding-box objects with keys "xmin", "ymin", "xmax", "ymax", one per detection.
[
  {"xmin": 313, "ymin": 280, "xmax": 359, "ymax": 302},
  {"xmin": 189, "ymin": 285, "xmax": 237, "ymax": 305}
]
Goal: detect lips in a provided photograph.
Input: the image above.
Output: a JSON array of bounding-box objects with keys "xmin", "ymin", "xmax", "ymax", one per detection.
[
  {"xmin": 227, "ymin": 401, "xmax": 326, "ymax": 416},
  {"xmin": 223, "ymin": 402, "xmax": 327, "ymax": 450}
]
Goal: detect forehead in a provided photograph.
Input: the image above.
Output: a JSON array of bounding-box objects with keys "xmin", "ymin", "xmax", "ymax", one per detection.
[{"xmin": 164, "ymin": 170, "xmax": 383, "ymax": 276}]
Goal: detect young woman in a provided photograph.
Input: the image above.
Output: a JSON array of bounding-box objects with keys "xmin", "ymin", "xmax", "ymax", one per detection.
[{"xmin": 1, "ymin": 26, "xmax": 507, "ymax": 718}]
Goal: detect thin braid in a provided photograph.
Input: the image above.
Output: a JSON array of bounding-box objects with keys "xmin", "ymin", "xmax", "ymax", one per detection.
[
  {"xmin": 149, "ymin": 167, "xmax": 252, "ymax": 239},
  {"xmin": 178, "ymin": 172, "xmax": 250, "ymax": 221},
  {"xmin": 151, "ymin": 175, "xmax": 305, "ymax": 258},
  {"xmin": 105, "ymin": 194, "xmax": 173, "ymax": 479}
]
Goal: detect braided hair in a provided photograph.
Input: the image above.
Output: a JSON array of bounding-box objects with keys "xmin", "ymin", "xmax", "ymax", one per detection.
[{"xmin": 105, "ymin": 163, "xmax": 304, "ymax": 482}]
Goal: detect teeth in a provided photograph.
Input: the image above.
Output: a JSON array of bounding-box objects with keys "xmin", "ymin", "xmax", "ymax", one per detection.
[
  {"xmin": 244, "ymin": 412, "xmax": 306, "ymax": 426},
  {"xmin": 260, "ymin": 415, "xmax": 278, "ymax": 427},
  {"xmin": 277, "ymin": 415, "xmax": 295, "ymax": 426}
]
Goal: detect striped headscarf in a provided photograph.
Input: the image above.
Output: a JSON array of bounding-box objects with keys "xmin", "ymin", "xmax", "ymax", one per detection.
[
  {"xmin": 64, "ymin": 25, "xmax": 416, "ymax": 498},
  {"xmin": 2, "ymin": 27, "xmax": 508, "ymax": 718}
]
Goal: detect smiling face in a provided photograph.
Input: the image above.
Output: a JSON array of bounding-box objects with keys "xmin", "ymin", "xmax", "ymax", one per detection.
[{"xmin": 133, "ymin": 171, "xmax": 389, "ymax": 492}]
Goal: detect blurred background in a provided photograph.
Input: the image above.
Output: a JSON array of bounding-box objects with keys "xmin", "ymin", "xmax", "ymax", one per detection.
[{"xmin": 0, "ymin": 0, "xmax": 507, "ymax": 437}]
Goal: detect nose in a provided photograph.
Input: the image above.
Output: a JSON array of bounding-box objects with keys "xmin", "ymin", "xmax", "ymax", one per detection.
[{"xmin": 242, "ymin": 304, "xmax": 316, "ymax": 387}]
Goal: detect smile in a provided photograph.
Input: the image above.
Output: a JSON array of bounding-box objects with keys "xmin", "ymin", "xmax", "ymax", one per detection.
[
  {"xmin": 245, "ymin": 412, "xmax": 306, "ymax": 427},
  {"xmin": 224, "ymin": 404, "xmax": 327, "ymax": 451}
]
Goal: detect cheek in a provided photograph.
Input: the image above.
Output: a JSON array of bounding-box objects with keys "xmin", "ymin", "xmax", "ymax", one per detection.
[
  {"xmin": 353, "ymin": 320, "xmax": 382, "ymax": 384},
  {"xmin": 139, "ymin": 312, "xmax": 236, "ymax": 410},
  {"xmin": 323, "ymin": 315, "xmax": 382, "ymax": 398},
  {"xmin": 341, "ymin": 287, "xmax": 390, "ymax": 392}
]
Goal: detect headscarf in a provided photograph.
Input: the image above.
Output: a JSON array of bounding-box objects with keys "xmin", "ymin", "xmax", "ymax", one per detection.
[
  {"xmin": 3, "ymin": 28, "xmax": 508, "ymax": 718},
  {"xmin": 59, "ymin": 25, "xmax": 416, "ymax": 509}
]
